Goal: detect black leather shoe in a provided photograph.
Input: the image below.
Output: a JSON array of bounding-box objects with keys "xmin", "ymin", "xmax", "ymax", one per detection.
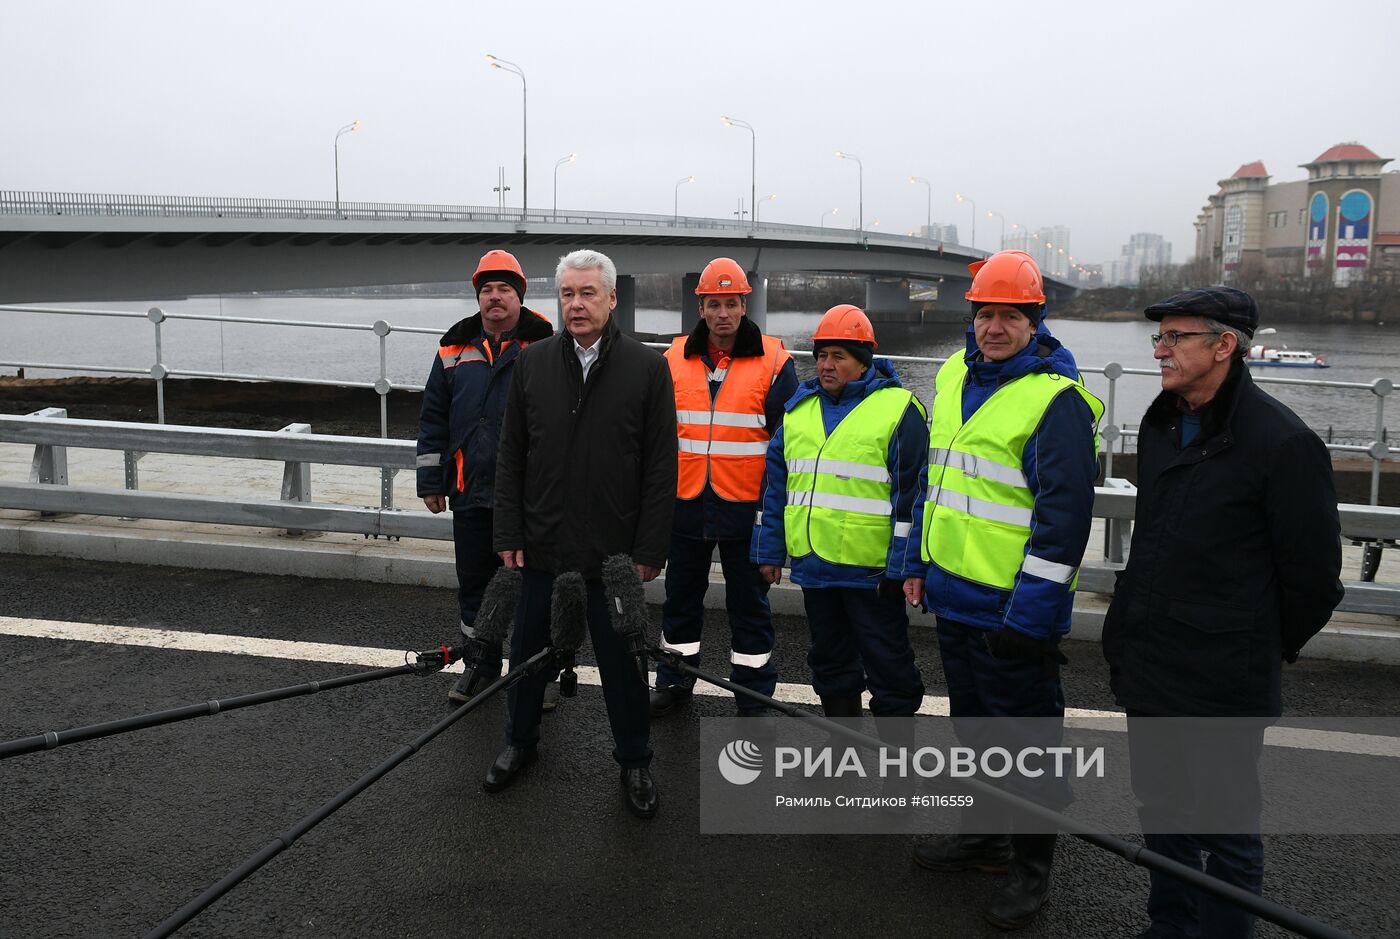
[
  {"xmin": 447, "ymin": 661, "xmax": 503, "ymax": 703},
  {"xmin": 649, "ymin": 686, "xmax": 692, "ymax": 717},
  {"xmin": 913, "ymin": 833, "xmax": 1012, "ymax": 873},
  {"xmin": 482, "ymin": 745, "xmax": 537, "ymax": 793},
  {"xmin": 982, "ymin": 833, "xmax": 1057, "ymax": 930},
  {"xmin": 621, "ymin": 768, "xmax": 659, "ymax": 819}
]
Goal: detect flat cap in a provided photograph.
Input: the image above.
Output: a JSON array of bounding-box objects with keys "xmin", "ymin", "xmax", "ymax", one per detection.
[{"xmin": 1144, "ymin": 287, "xmax": 1258, "ymax": 338}]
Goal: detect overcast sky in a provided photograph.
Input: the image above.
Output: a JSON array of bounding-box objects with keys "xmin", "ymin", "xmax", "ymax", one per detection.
[{"xmin": 4, "ymin": 0, "xmax": 1397, "ymax": 265}]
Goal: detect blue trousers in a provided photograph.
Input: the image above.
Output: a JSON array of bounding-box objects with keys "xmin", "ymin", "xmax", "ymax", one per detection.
[
  {"xmin": 935, "ymin": 617, "xmax": 1072, "ymax": 811},
  {"xmin": 452, "ymin": 508, "xmax": 503, "ymax": 671},
  {"xmin": 505, "ymin": 568, "xmax": 652, "ymax": 769},
  {"xmin": 656, "ymin": 534, "xmax": 776, "ymax": 709},
  {"xmin": 802, "ymin": 586, "xmax": 924, "ymax": 716},
  {"xmin": 1128, "ymin": 715, "xmax": 1265, "ymax": 939}
]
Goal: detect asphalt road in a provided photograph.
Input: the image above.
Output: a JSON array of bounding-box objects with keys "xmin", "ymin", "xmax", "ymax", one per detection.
[{"xmin": 0, "ymin": 555, "xmax": 1397, "ymax": 939}]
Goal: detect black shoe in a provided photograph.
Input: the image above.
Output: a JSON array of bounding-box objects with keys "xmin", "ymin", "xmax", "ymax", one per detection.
[
  {"xmin": 912, "ymin": 834, "xmax": 1013, "ymax": 873},
  {"xmin": 447, "ymin": 661, "xmax": 503, "ymax": 703},
  {"xmin": 649, "ymin": 685, "xmax": 692, "ymax": 717},
  {"xmin": 621, "ymin": 767, "xmax": 659, "ymax": 819},
  {"xmin": 482, "ymin": 745, "xmax": 537, "ymax": 793},
  {"xmin": 982, "ymin": 834, "xmax": 1057, "ymax": 930}
]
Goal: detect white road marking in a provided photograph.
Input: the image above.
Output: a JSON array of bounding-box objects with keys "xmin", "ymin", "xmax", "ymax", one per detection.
[{"xmin": 3, "ymin": 615, "xmax": 1397, "ymax": 757}]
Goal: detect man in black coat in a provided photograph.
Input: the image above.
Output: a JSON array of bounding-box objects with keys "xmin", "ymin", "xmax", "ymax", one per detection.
[
  {"xmin": 1102, "ymin": 287, "xmax": 1343, "ymax": 938},
  {"xmin": 488, "ymin": 248, "xmax": 677, "ymax": 819}
]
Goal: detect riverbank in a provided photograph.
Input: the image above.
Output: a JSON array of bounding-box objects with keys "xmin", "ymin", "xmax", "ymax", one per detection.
[{"xmin": 5, "ymin": 375, "xmax": 1397, "ymax": 506}]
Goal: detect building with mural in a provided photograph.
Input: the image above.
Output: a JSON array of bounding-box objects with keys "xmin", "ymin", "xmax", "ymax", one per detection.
[{"xmin": 1193, "ymin": 143, "xmax": 1398, "ymax": 285}]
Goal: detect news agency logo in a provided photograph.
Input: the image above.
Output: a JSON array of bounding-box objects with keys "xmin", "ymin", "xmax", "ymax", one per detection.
[{"xmin": 717, "ymin": 739, "xmax": 764, "ymax": 785}]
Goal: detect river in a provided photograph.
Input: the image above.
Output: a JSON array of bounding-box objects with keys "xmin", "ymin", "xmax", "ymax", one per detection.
[{"xmin": 5, "ymin": 297, "xmax": 1397, "ymax": 442}]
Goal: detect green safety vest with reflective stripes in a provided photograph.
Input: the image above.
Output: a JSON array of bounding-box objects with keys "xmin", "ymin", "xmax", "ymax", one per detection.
[
  {"xmin": 921, "ymin": 355, "xmax": 1103, "ymax": 590},
  {"xmin": 783, "ymin": 387, "xmax": 926, "ymax": 567}
]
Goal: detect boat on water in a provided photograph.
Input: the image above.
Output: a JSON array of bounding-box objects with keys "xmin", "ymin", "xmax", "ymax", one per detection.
[
  {"xmin": 1244, "ymin": 327, "xmax": 1328, "ymax": 368},
  {"xmin": 1246, "ymin": 345, "xmax": 1329, "ymax": 368}
]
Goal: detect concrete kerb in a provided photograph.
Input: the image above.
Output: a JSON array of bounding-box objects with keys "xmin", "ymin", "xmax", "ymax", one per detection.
[{"xmin": 3, "ymin": 511, "xmax": 1398, "ymax": 666}]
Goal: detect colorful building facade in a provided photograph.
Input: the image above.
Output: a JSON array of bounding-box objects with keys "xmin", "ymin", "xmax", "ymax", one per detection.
[{"xmin": 1193, "ymin": 143, "xmax": 1398, "ymax": 285}]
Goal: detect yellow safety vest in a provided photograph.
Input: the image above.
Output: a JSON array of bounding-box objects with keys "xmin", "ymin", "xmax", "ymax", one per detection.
[
  {"xmin": 922, "ymin": 355, "xmax": 1103, "ymax": 590},
  {"xmin": 784, "ymin": 387, "xmax": 926, "ymax": 567}
]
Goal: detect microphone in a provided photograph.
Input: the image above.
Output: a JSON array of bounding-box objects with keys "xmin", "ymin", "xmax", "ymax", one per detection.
[
  {"xmin": 549, "ymin": 571, "xmax": 588, "ymax": 698},
  {"xmin": 602, "ymin": 553, "xmax": 651, "ymax": 676},
  {"xmin": 460, "ymin": 567, "xmax": 521, "ymax": 689}
]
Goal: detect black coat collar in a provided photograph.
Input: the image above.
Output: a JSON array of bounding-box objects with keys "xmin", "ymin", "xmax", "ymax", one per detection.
[
  {"xmin": 1144, "ymin": 359, "xmax": 1248, "ymax": 451},
  {"xmin": 441, "ymin": 306, "xmax": 554, "ymax": 346},
  {"xmin": 683, "ymin": 316, "xmax": 766, "ymax": 359}
]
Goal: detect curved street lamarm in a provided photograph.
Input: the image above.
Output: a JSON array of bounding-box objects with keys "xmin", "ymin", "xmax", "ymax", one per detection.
[
  {"xmin": 820, "ymin": 207, "xmax": 840, "ymax": 228},
  {"xmin": 486, "ymin": 55, "xmax": 527, "ymax": 219},
  {"xmin": 673, "ymin": 175, "xmax": 695, "ymax": 223},
  {"xmin": 986, "ymin": 209, "xmax": 1005, "ymax": 249},
  {"xmin": 333, "ymin": 120, "xmax": 362, "ymax": 216},
  {"xmin": 552, "ymin": 152, "xmax": 576, "ymax": 220},
  {"xmin": 909, "ymin": 175, "xmax": 932, "ymax": 240},
  {"xmin": 720, "ymin": 116, "xmax": 757, "ymax": 230},
  {"xmin": 835, "ymin": 151, "xmax": 864, "ymax": 233},
  {"xmin": 755, "ymin": 193, "xmax": 777, "ymax": 224},
  {"xmin": 955, "ymin": 192, "xmax": 977, "ymax": 251}
]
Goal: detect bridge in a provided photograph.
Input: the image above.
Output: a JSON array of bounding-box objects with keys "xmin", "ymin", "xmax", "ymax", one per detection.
[{"xmin": 0, "ymin": 191, "xmax": 1078, "ymax": 329}]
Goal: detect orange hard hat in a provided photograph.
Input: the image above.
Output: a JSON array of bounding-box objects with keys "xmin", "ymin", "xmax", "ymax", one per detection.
[
  {"xmin": 695, "ymin": 257, "xmax": 752, "ymax": 295},
  {"xmin": 472, "ymin": 249, "xmax": 527, "ymax": 294},
  {"xmin": 812, "ymin": 303, "xmax": 877, "ymax": 350},
  {"xmin": 965, "ymin": 249, "xmax": 1046, "ymax": 305}
]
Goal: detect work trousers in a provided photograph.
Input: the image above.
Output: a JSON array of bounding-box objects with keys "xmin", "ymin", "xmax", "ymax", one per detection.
[
  {"xmin": 1128, "ymin": 715, "xmax": 1266, "ymax": 939},
  {"xmin": 505, "ymin": 567, "xmax": 652, "ymax": 769},
  {"xmin": 453, "ymin": 508, "xmax": 504, "ymax": 671},
  {"xmin": 802, "ymin": 586, "xmax": 924, "ymax": 716},
  {"xmin": 656, "ymin": 534, "xmax": 776, "ymax": 710},
  {"xmin": 935, "ymin": 616, "xmax": 1072, "ymax": 812}
]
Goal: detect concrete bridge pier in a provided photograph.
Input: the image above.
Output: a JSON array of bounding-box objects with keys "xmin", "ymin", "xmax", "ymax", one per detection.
[
  {"xmin": 934, "ymin": 275, "xmax": 973, "ymax": 316},
  {"xmin": 680, "ymin": 272, "xmax": 701, "ymax": 336},
  {"xmin": 614, "ymin": 274, "xmax": 636, "ymax": 334},
  {"xmin": 864, "ymin": 277, "xmax": 914, "ymax": 321},
  {"xmin": 745, "ymin": 270, "xmax": 768, "ymax": 332}
]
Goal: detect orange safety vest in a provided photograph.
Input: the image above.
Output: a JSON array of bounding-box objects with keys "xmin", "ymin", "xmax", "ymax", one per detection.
[{"xmin": 666, "ymin": 334, "xmax": 791, "ymax": 502}]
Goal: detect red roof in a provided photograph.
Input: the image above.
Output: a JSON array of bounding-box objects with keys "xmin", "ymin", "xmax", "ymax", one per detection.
[
  {"xmin": 1231, "ymin": 161, "xmax": 1268, "ymax": 178},
  {"xmin": 1375, "ymin": 234, "xmax": 1400, "ymax": 246},
  {"xmin": 1308, "ymin": 142, "xmax": 1386, "ymax": 164}
]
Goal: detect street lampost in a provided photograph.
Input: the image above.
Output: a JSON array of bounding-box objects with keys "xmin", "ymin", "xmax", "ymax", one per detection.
[
  {"xmin": 955, "ymin": 192, "xmax": 976, "ymax": 250},
  {"xmin": 552, "ymin": 152, "xmax": 575, "ymax": 220},
  {"xmin": 486, "ymin": 55, "xmax": 527, "ymax": 221},
  {"xmin": 908, "ymin": 175, "xmax": 932, "ymax": 239},
  {"xmin": 835, "ymin": 151, "xmax": 863, "ymax": 232},
  {"xmin": 755, "ymin": 193, "xmax": 777, "ymax": 224},
  {"xmin": 820, "ymin": 207, "xmax": 840, "ymax": 228},
  {"xmin": 333, "ymin": 120, "xmax": 361, "ymax": 216},
  {"xmin": 673, "ymin": 175, "xmax": 695, "ymax": 223},
  {"xmin": 987, "ymin": 210, "xmax": 1006, "ymax": 250},
  {"xmin": 720, "ymin": 116, "xmax": 756, "ymax": 230}
]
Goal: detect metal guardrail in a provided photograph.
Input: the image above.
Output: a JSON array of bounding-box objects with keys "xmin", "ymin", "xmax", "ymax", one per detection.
[
  {"xmin": 6, "ymin": 302, "xmax": 1400, "ymax": 505},
  {"xmin": 0, "ymin": 189, "xmax": 977, "ymax": 251},
  {"xmin": 1, "ymin": 412, "xmax": 1396, "ymax": 617}
]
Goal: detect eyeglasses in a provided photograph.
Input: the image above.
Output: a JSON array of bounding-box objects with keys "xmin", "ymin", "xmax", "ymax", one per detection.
[{"xmin": 1150, "ymin": 330, "xmax": 1219, "ymax": 348}]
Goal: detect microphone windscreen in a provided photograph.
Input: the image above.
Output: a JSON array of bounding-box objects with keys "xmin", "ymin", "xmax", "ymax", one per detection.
[
  {"xmin": 601, "ymin": 553, "xmax": 648, "ymax": 641},
  {"xmin": 471, "ymin": 567, "xmax": 522, "ymax": 647},
  {"xmin": 549, "ymin": 571, "xmax": 588, "ymax": 653}
]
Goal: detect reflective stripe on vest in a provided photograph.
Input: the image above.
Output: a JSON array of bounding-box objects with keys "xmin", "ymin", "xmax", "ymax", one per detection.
[
  {"xmin": 783, "ymin": 387, "xmax": 925, "ymax": 567},
  {"xmin": 667, "ymin": 334, "xmax": 791, "ymax": 501},
  {"xmin": 922, "ymin": 354, "xmax": 1103, "ymax": 590}
]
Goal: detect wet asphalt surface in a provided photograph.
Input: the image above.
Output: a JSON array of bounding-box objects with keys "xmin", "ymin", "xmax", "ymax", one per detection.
[{"xmin": 1, "ymin": 555, "xmax": 1398, "ymax": 939}]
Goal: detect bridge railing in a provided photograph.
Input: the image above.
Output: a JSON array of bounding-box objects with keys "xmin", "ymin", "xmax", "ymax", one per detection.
[
  {"xmin": 5, "ymin": 302, "xmax": 1399, "ymax": 506},
  {"xmin": 3, "ymin": 410, "xmax": 1397, "ymax": 617},
  {"xmin": 0, "ymin": 189, "xmax": 977, "ymax": 252}
]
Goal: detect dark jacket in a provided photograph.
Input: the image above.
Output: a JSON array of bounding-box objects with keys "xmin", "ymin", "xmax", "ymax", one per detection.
[
  {"xmin": 751, "ymin": 359, "xmax": 929, "ymax": 589},
  {"xmin": 1101, "ymin": 362, "xmax": 1344, "ymax": 717},
  {"xmin": 493, "ymin": 317, "xmax": 677, "ymax": 577},
  {"xmin": 671, "ymin": 317, "xmax": 799, "ymax": 541},
  {"xmin": 917, "ymin": 322, "xmax": 1100, "ymax": 639},
  {"xmin": 415, "ymin": 308, "xmax": 554, "ymax": 511}
]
